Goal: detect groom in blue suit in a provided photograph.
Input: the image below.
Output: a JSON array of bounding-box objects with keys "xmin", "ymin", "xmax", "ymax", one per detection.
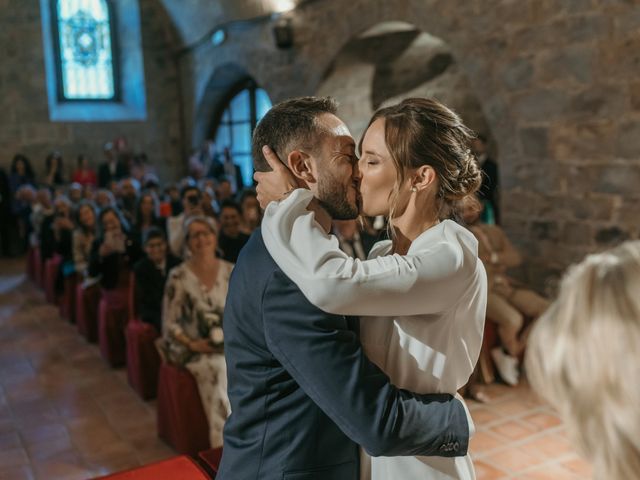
[{"xmin": 218, "ymin": 97, "xmax": 469, "ymax": 480}]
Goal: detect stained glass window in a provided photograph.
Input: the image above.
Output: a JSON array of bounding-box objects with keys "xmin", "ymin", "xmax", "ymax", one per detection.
[
  {"xmin": 214, "ymin": 82, "xmax": 272, "ymax": 187},
  {"xmin": 53, "ymin": 0, "xmax": 118, "ymax": 100}
]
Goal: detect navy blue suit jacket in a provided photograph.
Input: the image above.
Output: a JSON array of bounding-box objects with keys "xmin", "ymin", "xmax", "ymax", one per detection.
[{"xmin": 218, "ymin": 230, "xmax": 469, "ymax": 480}]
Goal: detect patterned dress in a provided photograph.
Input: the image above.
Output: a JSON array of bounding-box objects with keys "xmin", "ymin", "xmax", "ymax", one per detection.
[{"xmin": 162, "ymin": 260, "xmax": 234, "ymax": 448}]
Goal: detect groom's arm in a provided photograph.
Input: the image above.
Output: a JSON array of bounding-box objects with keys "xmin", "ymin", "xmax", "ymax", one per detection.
[{"xmin": 262, "ymin": 269, "xmax": 469, "ymax": 457}]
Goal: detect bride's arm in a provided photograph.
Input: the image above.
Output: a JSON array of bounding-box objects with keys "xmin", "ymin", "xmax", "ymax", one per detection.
[{"xmin": 262, "ymin": 188, "xmax": 477, "ymax": 317}]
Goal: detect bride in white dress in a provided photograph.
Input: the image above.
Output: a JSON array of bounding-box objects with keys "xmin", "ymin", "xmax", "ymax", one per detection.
[{"xmin": 256, "ymin": 98, "xmax": 487, "ymax": 480}]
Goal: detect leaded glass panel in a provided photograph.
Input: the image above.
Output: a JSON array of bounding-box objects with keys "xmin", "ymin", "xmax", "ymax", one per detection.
[{"xmin": 54, "ymin": 0, "xmax": 117, "ymax": 100}]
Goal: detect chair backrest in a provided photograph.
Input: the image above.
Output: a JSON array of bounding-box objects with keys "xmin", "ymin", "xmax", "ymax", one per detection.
[{"xmin": 128, "ymin": 271, "xmax": 137, "ymax": 322}]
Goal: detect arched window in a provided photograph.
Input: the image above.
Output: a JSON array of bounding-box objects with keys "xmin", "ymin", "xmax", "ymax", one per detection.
[
  {"xmin": 52, "ymin": 0, "xmax": 119, "ymax": 101},
  {"xmin": 40, "ymin": 0, "xmax": 146, "ymax": 121},
  {"xmin": 213, "ymin": 81, "xmax": 272, "ymax": 187}
]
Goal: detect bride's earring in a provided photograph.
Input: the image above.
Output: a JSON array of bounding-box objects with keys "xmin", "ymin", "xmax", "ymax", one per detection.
[{"xmin": 411, "ymin": 186, "xmax": 417, "ymax": 193}]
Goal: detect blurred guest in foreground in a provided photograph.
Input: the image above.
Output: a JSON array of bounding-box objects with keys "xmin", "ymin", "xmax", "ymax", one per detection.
[{"xmin": 526, "ymin": 241, "xmax": 640, "ymax": 480}]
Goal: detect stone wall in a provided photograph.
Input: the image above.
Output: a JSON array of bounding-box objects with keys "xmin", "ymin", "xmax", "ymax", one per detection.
[
  {"xmin": 0, "ymin": 0, "xmax": 183, "ymax": 181},
  {"xmin": 175, "ymin": 0, "xmax": 640, "ymax": 291},
  {"xmin": 317, "ymin": 25, "xmax": 491, "ymax": 142}
]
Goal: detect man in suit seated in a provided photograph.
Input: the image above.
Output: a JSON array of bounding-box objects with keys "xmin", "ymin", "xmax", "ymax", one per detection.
[
  {"xmin": 218, "ymin": 97, "xmax": 470, "ymax": 480},
  {"xmin": 133, "ymin": 227, "xmax": 181, "ymax": 332}
]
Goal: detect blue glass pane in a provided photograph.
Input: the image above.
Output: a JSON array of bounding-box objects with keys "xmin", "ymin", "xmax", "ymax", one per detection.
[
  {"xmin": 231, "ymin": 122, "xmax": 251, "ymax": 154},
  {"xmin": 235, "ymin": 154, "xmax": 254, "ymax": 187},
  {"xmin": 256, "ymin": 88, "xmax": 272, "ymax": 120},
  {"xmin": 215, "ymin": 122, "xmax": 231, "ymax": 150},
  {"xmin": 57, "ymin": 0, "xmax": 116, "ymax": 99},
  {"xmin": 229, "ymin": 89, "xmax": 250, "ymax": 122},
  {"xmin": 222, "ymin": 108, "xmax": 230, "ymax": 123}
]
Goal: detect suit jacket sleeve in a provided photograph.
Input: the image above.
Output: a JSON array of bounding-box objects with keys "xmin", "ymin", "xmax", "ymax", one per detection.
[{"xmin": 262, "ymin": 269, "xmax": 469, "ymax": 457}]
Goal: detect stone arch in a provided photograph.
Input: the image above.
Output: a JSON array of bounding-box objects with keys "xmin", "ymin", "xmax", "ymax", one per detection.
[
  {"xmin": 192, "ymin": 63, "xmax": 254, "ymax": 148},
  {"xmin": 315, "ymin": 21, "xmax": 493, "ymax": 144}
]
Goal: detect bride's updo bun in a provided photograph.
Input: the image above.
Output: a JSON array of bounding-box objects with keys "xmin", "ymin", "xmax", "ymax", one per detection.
[{"xmin": 362, "ymin": 97, "xmax": 483, "ymax": 219}]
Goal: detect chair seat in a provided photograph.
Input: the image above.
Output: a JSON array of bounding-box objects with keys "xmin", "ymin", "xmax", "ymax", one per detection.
[
  {"xmin": 157, "ymin": 362, "xmax": 210, "ymax": 455},
  {"xmin": 44, "ymin": 255, "xmax": 62, "ymax": 304},
  {"xmin": 98, "ymin": 288, "xmax": 129, "ymax": 368},
  {"xmin": 59, "ymin": 274, "xmax": 77, "ymax": 323},
  {"xmin": 198, "ymin": 447, "xmax": 223, "ymax": 478},
  {"xmin": 126, "ymin": 320, "xmax": 161, "ymax": 400},
  {"xmin": 91, "ymin": 455, "xmax": 210, "ymax": 480}
]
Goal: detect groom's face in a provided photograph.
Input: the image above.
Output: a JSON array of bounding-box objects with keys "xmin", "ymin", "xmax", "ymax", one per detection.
[{"xmin": 309, "ymin": 113, "xmax": 360, "ymax": 220}]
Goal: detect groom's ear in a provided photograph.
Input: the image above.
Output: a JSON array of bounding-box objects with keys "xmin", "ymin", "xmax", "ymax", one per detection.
[{"xmin": 287, "ymin": 150, "xmax": 317, "ymax": 185}]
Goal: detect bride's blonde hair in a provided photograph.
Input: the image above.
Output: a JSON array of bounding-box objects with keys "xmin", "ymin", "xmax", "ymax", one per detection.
[{"xmin": 525, "ymin": 241, "xmax": 640, "ymax": 480}]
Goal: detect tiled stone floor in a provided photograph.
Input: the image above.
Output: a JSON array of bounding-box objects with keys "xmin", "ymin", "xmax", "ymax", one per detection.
[{"xmin": 0, "ymin": 257, "xmax": 592, "ymax": 479}]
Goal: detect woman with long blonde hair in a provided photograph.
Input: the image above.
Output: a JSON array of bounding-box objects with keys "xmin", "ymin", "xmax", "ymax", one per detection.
[{"xmin": 526, "ymin": 241, "xmax": 640, "ymax": 480}]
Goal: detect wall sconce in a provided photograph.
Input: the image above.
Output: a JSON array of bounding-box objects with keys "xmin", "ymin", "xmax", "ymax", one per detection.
[
  {"xmin": 273, "ymin": 17, "xmax": 294, "ymax": 49},
  {"xmin": 211, "ymin": 28, "xmax": 227, "ymax": 46}
]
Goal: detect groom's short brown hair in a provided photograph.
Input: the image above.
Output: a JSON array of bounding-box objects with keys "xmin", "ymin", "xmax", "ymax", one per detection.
[{"xmin": 252, "ymin": 96, "xmax": 338, "ymax": 172}]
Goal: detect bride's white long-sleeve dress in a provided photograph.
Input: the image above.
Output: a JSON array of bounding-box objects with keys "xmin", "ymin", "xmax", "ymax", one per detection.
[{"xmin": 261, "ymin": 189, "xmax": 487, "ymax": 480}]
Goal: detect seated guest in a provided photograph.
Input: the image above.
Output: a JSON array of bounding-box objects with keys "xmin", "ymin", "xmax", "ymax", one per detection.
[
  {"xmin": 201, "ymin": 186, "xmax": 219, "ymax": 219},
  {"xmin": 43, "ymin": 151, "xmax": 66, "ymax": 188},
  {"xmin": 73, "ymin": 201, "xmax": 98, "ymax": 281},
  {"xmin": 217, "ymin": 200, "xmax": 249, "ymax": 263},
  {"xmin": 131, "ymin": 191, "xmax": 166, "ymax": 245},
  {"xmin": 88, "ymin": 207, "xmax": 142, "ymax": 291},
  {"xmin": 98, "ymin": 142, "xmax": 128, "ymax": 188},
  {"xmin": 166, "ymin": 185, "xmax": 203, "ymax": 258},
  {"xmin": 30, "ymin": 188, "xmax": 53, "ymax": 248},
  {"xmin": 164, "ymin": 184, "xmax": 182, "ymax": 216},
  {"xmin": 94, "ymin": 189, "xmax": 115, "ymax": 209},
  {"xmin": 162, "ymin": 216, "xmax": 232, "ymax": 448},
  {"xmin": 238, "ymin": 189, "xmax": 261, "ymax": 234},
  {"xmin": 133, "ymin": 227, "xmax": 181, "ymax": 332},
  {"xmin": 72, "ymin": 154, "xmax": 97, "ymax": 187},
  {"xmin": 117, "ymin": 177, "xmax": 140, "ymax": 226},
  {"xmin": 526, "ymin": 241, "xmax": 640, "ymax": 480},
  {"xmin": 332, "ymin": 219, "xmax": 378, "ymax": 260},
  {"xmin": 40, "ymin": 195, "xmax": 72, "ymax": 264},
  {"xmin": 68, "ymin": 182, "xmax": 83, "ymax": 206},
  {"xmin": 14, "ymin": 184, "xmax": 37, "ymax": 253},
  {"xmin": 461, "ymin": 195, "xmax": 549, "ymax": 386},
  {"xmin": 51, "ymin": 196, "xmax": 76, "ymax": 292},
  {"xmin": 215, "ymin": 179, "xmax": 233, "ymax": 203}
]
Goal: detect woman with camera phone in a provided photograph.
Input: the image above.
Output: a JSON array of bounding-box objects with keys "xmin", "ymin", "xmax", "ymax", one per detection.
[{"xmin": 88, "ymin": 207, "xmax": 142, "ymax": 291}]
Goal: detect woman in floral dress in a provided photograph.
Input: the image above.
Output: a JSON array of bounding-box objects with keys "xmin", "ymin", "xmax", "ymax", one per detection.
[{"xmin": 162, "ymin": 215, "xmax": 233, "ymax": 448}]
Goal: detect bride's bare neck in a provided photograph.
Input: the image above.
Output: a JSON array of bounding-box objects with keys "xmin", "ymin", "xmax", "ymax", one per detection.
[{"xmin": 391, "ymin": 199, "xmax": 440, "ymax": 255}]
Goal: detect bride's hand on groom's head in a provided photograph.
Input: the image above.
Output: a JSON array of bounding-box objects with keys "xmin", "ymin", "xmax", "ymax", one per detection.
[{"xmin": 254, "ymin": 145, "xmax": 298, "ymax": 209}]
